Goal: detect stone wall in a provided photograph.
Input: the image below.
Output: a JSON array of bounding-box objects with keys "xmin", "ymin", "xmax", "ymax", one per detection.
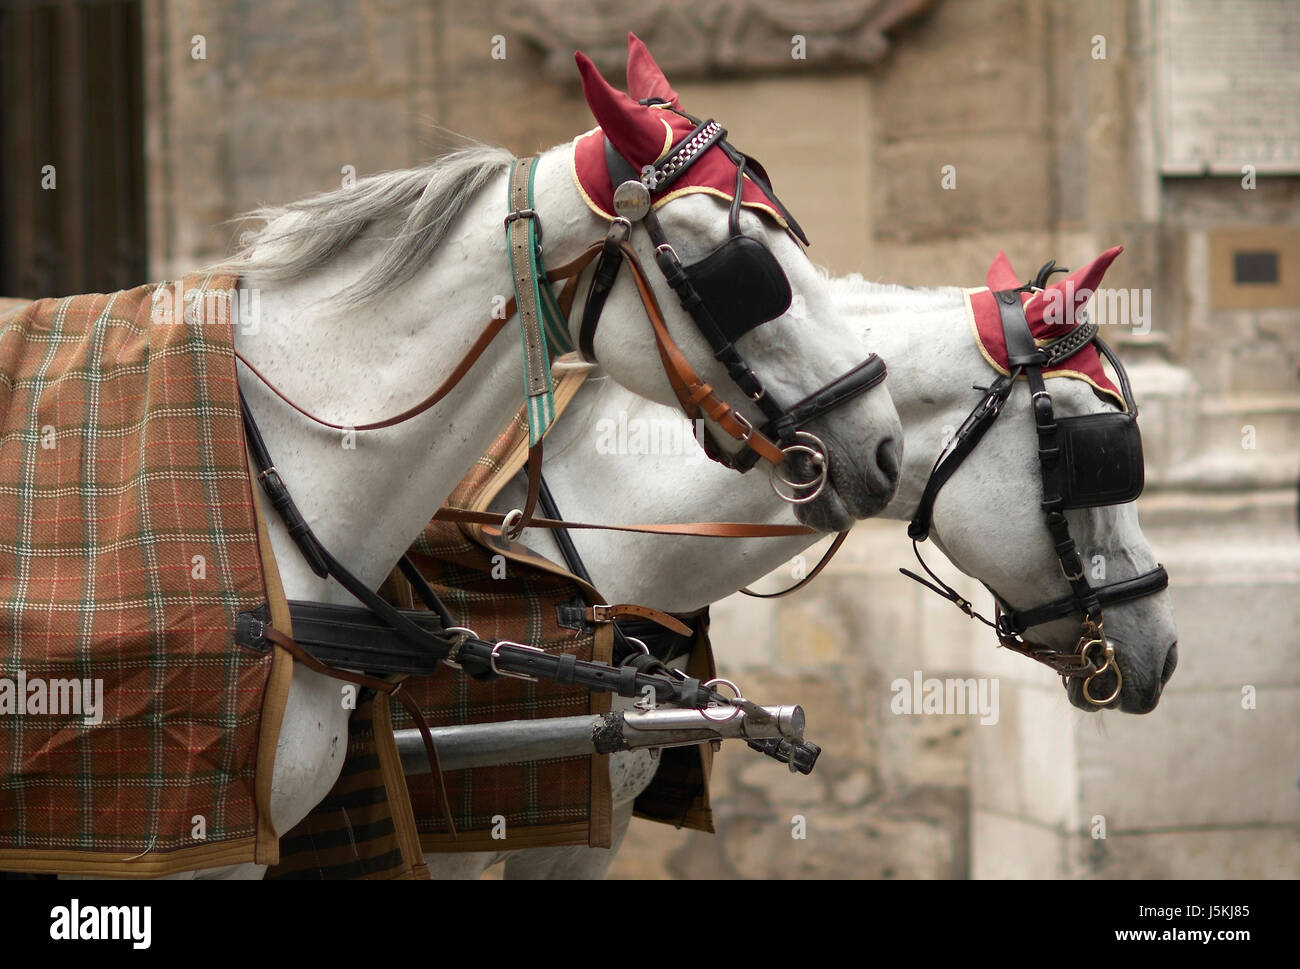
[{"xmin": 140, "ymin": 0, "xmax": 1300, "ymax": 878}]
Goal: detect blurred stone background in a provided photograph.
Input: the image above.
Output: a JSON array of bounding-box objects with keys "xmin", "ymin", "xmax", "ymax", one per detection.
[{"xmin": 3, "ymin": 0, "xmax": 1296, "ymax": 878}]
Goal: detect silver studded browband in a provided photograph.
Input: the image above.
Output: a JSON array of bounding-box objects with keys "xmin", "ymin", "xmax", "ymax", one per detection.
[{"xmin": 640, "ymin": 120, "xmax": 725, "ymax": 193}]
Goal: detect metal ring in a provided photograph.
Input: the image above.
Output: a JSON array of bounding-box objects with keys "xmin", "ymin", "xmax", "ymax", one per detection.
[
  {"xmin": 700, "ymin": 677, "xmax": 744, "ymax": 723},
  {"xmin": 623, "ymin": 636, "xmax": 649, "ymax": 657},
  {"xmin": 500, "ymin": 508, "xmax": 525, "ymax": 544},
  {"xmin": 772, "ymin": 432, "xmax": 829, "ymax": 488},
  {"xmin": 1080, "ymin": 638, "xmax": 1122, "ymax": 706},
  {"xmin": 1083, "ymin": 661, "xmax": 1122, "ymax": 706},
  {"xmin": 769, "ymin": 432, "xmax": 830, "ymax": 505},
  {"xmin": 440, "ymin": 626, "xmax": 478, "ymax": 670},
  {"xmin": 769, "ymin": 446, "xmax": 828, "ymax": 504}
]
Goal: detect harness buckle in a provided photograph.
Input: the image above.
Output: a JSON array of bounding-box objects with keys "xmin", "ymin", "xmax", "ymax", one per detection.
[
  {"xmin": 732, "ymin": 410, "xmax": 755, "ymax": 441},
  {"xmin": 490, "ymin": 640, "xmax": 544, "ymax": 681},
  {"xmin": 439, "ymin": 626, "xmax": 479, "ymax": 671},
  {"xmin": 255, "ymin": 465, "xmax": 284, "ymax": 491},
  {"xmin": 655, "ymin": 242, "xmax": 681, "ymax": 266},
  {"xmin": 503, "ymin": 207, "xmax": 537, "ymax": 227},
  {"xmin": 504, "ymin": 207, "xmax": 543, "ymax": 248},
  {"xmin": 1059, "ymin": 556, "xmax": 1085, "ymax": 582},
  {"xmin": 605, "ymin": 217, "xmax": 631, "ymax": 244}
]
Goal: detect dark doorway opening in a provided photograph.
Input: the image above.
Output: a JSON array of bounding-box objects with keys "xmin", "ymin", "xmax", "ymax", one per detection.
[{"xmin": 1, "ymin": 0, "xmax": 147, "ymax": 299}]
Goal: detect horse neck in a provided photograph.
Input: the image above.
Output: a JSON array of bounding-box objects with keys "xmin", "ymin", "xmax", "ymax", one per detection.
[
  {"xmin": 829, "ymin": 276, "xmax": 984, "ymax": 524},
  {"xmin": 232, "ymin": 147, "xmax": 602, "ymax": 602},
  {"xmin": 495, "ymin": 279, "xmax": 981, "ymax": 612}
]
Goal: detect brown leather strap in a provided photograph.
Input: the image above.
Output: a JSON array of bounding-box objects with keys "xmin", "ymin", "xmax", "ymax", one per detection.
[
  {"xmin": 991, "ymin": 606, "xmax": 1098, "ymax": 677},
  {"xmin": 511, "ymin": 441, "xmax": 545, "ymax": 539},
  {"xmin": 264, "ymin": 627, "xmax": 457, "ymax": 839},
  {"xmin": 611, "ymin": 239, "xmax": 787, "ymax": 467},
  {"xmin": 434, "ymin": 505, "xmax": 815, "ymax": 539},
  {"xmin": 740, "ymin": 530, "xmax": 849, "ymax": 598},
  {"xmin": 586, "ymin": 603, "xmax": 692, "ymax": 636}
]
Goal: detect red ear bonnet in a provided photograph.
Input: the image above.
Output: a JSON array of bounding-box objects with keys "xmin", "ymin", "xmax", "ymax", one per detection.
[
  {"xmin": 968, "ymin": 246, "xmax": 1127, "ymax": 405},
  {"xmin": 571, "ymin": 34, "xmax": 793, "ymax": 230}
]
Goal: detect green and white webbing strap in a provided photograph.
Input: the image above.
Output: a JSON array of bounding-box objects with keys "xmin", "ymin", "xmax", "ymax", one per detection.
[{"xmin": 506, "ymin": 158, "xmax": 573, "ymax": 445}]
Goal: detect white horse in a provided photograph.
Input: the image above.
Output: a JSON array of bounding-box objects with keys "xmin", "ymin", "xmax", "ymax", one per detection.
[
  {"xmin": 113, "ymin": 48, "xmax": 897, "ymax": 880},
  {"xmin": 421, "ymin": 269, "xmax": 1178, "ymax": 879}
]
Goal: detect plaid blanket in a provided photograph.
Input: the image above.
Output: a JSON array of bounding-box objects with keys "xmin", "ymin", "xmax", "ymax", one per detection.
[{"xmin": 0, "ymin": 274, "xmax": 290, "ymax": 876}]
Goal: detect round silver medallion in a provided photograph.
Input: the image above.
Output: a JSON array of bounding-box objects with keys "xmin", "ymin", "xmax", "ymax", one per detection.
[{"xmin": 612, "ymin": 179, "xmax": 652, "ymax": 222}]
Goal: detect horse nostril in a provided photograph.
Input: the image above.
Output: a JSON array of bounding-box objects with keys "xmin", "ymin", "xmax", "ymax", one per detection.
[
  {"xmin": 876, "ymin": 437, "xmax": 901, "ymax": 489},
  {"xmin": 1161, "ymin": 642, "xmax": 1178, "ymax": 686}
]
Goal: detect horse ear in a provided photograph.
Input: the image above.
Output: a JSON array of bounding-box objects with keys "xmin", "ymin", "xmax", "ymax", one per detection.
[
  {"xmin": 575, "ymin": 50, "xmax": 670, "ymax": 168},
  {"xmin": 1044, "ymin": 245, "xmax": 1123, "ymax": 323},
  {"xmin": 625, "ymin": 32, "xmax": 679, "ymax": 105},
  {"xmin": 986, "ymin": 251, "xmax": 1020, "ymax": 291}
]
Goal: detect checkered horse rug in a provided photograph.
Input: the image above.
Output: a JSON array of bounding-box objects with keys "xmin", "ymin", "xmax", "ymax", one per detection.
[{"xmin": 0, "ymin": 274, "xmax": 292, "ymax": 876}]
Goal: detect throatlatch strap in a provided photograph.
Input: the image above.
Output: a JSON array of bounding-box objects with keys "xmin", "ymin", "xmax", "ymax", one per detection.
[{"xmin": 507, "ymin": 158, "xmax": 559, "ymax": 445}]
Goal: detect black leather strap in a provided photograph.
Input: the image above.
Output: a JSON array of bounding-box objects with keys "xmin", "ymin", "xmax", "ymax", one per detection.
[
  {"xmin": 604, "ymin": 136, "xmax": 639, "ymax": 191},
  {"xmin": 763, "ymin": 355, "xmax": 887, "ymax": 447},
  {"xmin": 612, "ymin": 613, "xmax": 702, "ymax": 665},
  {"xmin": 997, "ymin": 290, "xmax": 1104, "ymax": 625},
  {"xmin": 997, "ymin": 289, "xmax": 1046, "ymax": 368},
  {"xmin": 907, "ymin": 374, "xmax": 1014, "ymax": 541},
  {"xmin": 286, "ymin": 600, "xmax": 445, "ymax": 676},
  {"xmin": 997, "ymin": 565, "xmax": 1169, "ymax": 634},
  {"xmin": 241, "ymin": 392, "xmax": 331, "ymax": 580},
  {"xmin": 579, "ymin": 235, "xmax": 626, "ymax": 364},
  {"xmin": 241, "ymin": 389, "xmax": 466, "ymax": 658},
  {"xmin": 396, "ymin": 554, "xmax": 455, "ymax": 628}
]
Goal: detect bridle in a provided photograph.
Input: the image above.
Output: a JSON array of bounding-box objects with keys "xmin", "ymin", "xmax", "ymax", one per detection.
[
  {"xmin": 578, "ymin": 101, "xmax": 889, "ymax": 503},
  {"xmin": 902, "ymin": 261, "xmax": 1169, "ymax": 706}
]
